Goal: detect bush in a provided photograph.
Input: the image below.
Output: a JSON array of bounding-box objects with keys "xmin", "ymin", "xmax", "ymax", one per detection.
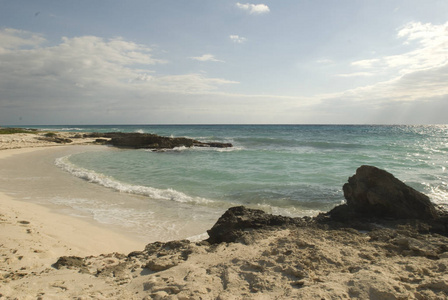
[
  {"xmin": 44, "ymin": 132, "xmax": 57, "ymax": 137},
  {"xmin": 0, "ymin": 128, "xmax": 37, "ymax": 134}
]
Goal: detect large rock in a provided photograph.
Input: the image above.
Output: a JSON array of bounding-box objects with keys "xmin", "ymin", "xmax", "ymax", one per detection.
[
  {"xmin": 86, "ymin": 132, "xmax": 232, "ymax": 149},
  {"xmin": 206, "ymin": 206, "xmax": 305, "ymax": 244},
  {"xmin": 341, "ymin": 165, "xmax": 438, "ymax": 220}
]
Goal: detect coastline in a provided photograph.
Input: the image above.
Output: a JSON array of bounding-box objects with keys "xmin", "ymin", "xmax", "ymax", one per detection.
[{"xmin": 1, "ymin": 132, "xmax": 448, "ymax": 299}]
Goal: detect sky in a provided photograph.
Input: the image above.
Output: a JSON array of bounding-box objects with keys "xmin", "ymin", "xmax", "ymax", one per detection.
[{"xmin": 1, "ymin": 0, "xmax": 448, "ymax": 125}]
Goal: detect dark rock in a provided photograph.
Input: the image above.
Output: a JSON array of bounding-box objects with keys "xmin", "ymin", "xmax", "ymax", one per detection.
[
  {"xmin": 94, "ymin": 138, "xmax": 108, "ymax": 144},
  {"xmin": 83, "ymin": 132, "xmax": 105, "ymax": 138},
  {"xmin": 194, "ymin": 142, "xmax": 233, "ymax": 148},
  {"xmin": 38, "ymin": 137, "xmax": 73, "ymax": 144},
  {"xmin": 53, "ymin": 256, "xmax": 85, "ymax": 270},
  {"xmin": 88, "ymin": 132, "xmax": 233, "ymax": 150},
  {"xmin": 206, "ymin": 206, "xmax": 305, "ymax": 244},
  {"xmin": 334, "ymin": 165, "xmax": 438, "ymax": 221},
  {"xmin": 80, "ymin": 132, "xmax": 232, "ymax": 149}
]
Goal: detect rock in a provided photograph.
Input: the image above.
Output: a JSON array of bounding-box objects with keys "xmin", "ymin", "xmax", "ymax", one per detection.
[
  {"xmin": 194, "ymin": 142, "xmax": 233, "ymax": 148},
  {"xmin": 338, "ymin": 165, "xmax": 438, "ymax": 220},
  {"xmin": 108, "ymin": 133, "xmax": 194, "ymax": 149},
  {"xmin": 53, "ymin": 256, "xmax": 85, "ymax": 270},
  {"xmin": 145, "ymin": 258, "xmax": 179, "ymax": 272},
  {"xmin": 38, "ymin": 137, "xmax": 73, "ymax": 144},
  {"xmin": 129, "ymin": 240, "xmax": 194, "ymax": 272},
  {"xmin": 84, "ymin": 132, "xmax": 233, "ymax": 150},
  {"xmin": 206, "ymin": 206, "xmax": 305, "ymax": 244},
  {"xmin": 94, "ymin": 138, "xmax": 108, "ymax": 144}
]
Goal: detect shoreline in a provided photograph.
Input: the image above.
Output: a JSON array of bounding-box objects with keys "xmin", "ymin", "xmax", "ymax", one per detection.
[
  {"xmin": 0, "ymin": 147, "xmax": 147, "ymax": 253},
  {"xmin": 0, "ymin": 145, "xmax": 218, "ymax": 244},
  {"xmin": 1, "ymin": 132, "xmax": 448, "ymax": 299},
  {"xmin": 0, "ymin": 131, "xmax": 103, "ymax": 151},
  {"xmin": 0, "ymin": 146, "xmax": 145, "ymax": 241}
]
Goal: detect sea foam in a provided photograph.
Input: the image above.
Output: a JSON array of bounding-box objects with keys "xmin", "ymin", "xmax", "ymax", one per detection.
[{"xmin": 55, "ymin": 155, "xmax": 212, "ymax": 205}]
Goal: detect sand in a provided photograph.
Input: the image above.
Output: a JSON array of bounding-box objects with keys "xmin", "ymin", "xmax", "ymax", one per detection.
[
  {"xmin": 1, "ymin": 133, "xmax": 448, "ymax": 299},
  {"xmin": 0, "ymin": 132, "xmax": 101, "ymax": 150}
]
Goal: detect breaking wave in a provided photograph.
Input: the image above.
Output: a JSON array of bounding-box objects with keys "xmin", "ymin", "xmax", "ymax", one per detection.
[{"xmin": 55, "ymin": 155, "xmax": 213, "ymax": 205}]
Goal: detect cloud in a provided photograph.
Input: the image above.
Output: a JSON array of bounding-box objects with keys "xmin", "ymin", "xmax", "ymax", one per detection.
[
  {"xmin": 316, "ymin": 58, "xmax": 333, "ymax": 64},
  {"xmin": 335, "ymin": 21, "xmax": 448, "ymax": 102},
  {"xmin": 229, "ymin": 35, "xmax": 247, "ymax": 43},
  {"xmin": 136, "ymin": 73, "xmax": 238, "ymax": 94},
  {"xmin": 352, "ymin": 21, "xmax": 448, "ymax": 75},
  {"xmin": 0, "ymin": 28, "xmax": 242, "ymax": 125},
  {"xmin": 0, "ymin": 28, "xmax": 46, "ymax": 51},
  {"xmin": 351, "ymin": 59, "xmax": 380, "ymax": 69},
  {"xmin": 236, "ymin": 2, "xmax": 270, "ymax": 15},
  {"xmin": 190, "ymin": 54, "xmax": 224, "ymax": 62},
  {"xmin": 336, "ymin": 72, "xmax": 374, "ymax": 78},
  {"xmin": 0, "ymin": 28, "xmax": 235, "ymax": 94}
]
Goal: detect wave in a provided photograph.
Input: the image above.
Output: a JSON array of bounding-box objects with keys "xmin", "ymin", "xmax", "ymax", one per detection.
[
  {"xmin": 145, "ymin": 145, "xmax": 244, "ymax": 153},
  {"xmin": 427, "ymin": 185, "xmax": 448, "ymax": 209},
  {"xmin": 39, "ymin": 127, "xmax": 85, "ymax": 132},
  {"xmin": 55, "ymin": 155, "xmax": 213, "ymax": 205},
  {"xmin": 235, "ymin": 137, "xmax": 364, "ymax": 150}
]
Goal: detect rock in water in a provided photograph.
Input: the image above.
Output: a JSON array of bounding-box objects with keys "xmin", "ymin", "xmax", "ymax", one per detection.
[
  {"xmin": 342, "ymin": 165, "xmax": 438, "ymax": 220},
  {"xmin": 98, "ymin": 132, "xmax": 232, "ymax": 149}
]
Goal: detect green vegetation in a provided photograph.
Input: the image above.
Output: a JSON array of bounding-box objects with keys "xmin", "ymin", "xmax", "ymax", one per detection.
[
  {"xmin": 0, "ymin": 128, "xmax": 38, "ymax": 135},
  {"xmin": 44, "ymin": 132, "xmax": 57, "ymax": 137}
]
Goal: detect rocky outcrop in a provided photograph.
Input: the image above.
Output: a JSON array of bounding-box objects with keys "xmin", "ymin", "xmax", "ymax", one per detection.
[
  {"xmin": 83, "ymin": 132, "xmax": 232, "ymax": 150},
  {"xmin": 332, "ymin": 165, "xmax": 439, "ymax": 220},
  {"xmin": 206, "ymin": 206, "xmax": 309, "ymax": 244},
  {"xmin": 38, "ymin": 136, "xmax": 73, "ymax": 144},
  {"xmin": 206, "ymin": 167, "xmax": 447, "ymax": 242},
  {"xmin": 325, "ymin": 165, "xmax": 448, "ymax": 236},
  {"xmin": 128, "ymin": 240, "xmax": 194, "ymax": 272}
]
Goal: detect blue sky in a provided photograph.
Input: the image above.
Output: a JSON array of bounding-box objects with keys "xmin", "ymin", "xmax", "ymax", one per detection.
[{"xmin": 1, "ymin": 0, "xmax": 448, "ymax": 125}]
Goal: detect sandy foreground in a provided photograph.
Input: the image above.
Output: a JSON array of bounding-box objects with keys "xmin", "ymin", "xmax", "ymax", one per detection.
[{"xmin": 1, "ymin": 132, "xmax": 448, "ymax": 299}]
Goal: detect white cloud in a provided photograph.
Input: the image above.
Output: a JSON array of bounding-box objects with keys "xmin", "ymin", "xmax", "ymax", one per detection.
[
  {"xmin": 351, "ymin": 59, "xmax": 380, "ymax": 69},
  {"xmin": 0, "ymin": 28, "xmax": 240, "ymax": 125},
  {"xmin": 0, "ymin": 29, "xmax": 236, "ymax": 94},
  {"xmin": 236, "ymin": 2, "xmax": 270, "ymax": 15},
  {"xmin": 316, "ymin": 58, "xmax": 333, "ymax": 64},
  {"xmin": 333, "ymin": 21, "xmax": 448, "ymax": 104},
  {"xmin": 229, "ymin": 35, "xmax": 247, "ymax": 43},
  {"xmin": 0, "ymin": 28, "xmax": 46, "ymax": 51},
  {"xmin": 143, "ymin": 74, "xmax": 238, "ymax": 94},
  {"xmin": 352, "ymin": 21, "xmax": 448, "ymax": 75},
  {"xmin": 190, "ymin": 54, "xmax": 224, "ymax": 62},
  {"xmin": 336, "ymin": 72, "xmax": 374, "ymax": 78}
]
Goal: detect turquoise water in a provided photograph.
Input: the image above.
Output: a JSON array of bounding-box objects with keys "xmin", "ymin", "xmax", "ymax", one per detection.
[
  {"xmin": 23, "ymin": 124, "xmax": 448, "ymax": 239},
  {"xmin": 35, "ymin": 124, "xmax": 448, "ymax": 210}
]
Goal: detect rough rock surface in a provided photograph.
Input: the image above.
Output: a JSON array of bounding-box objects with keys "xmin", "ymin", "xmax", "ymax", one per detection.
[
  {"xmin": 331, "ymin": 165, "xmax": 440, "ymax": 221},
  {"xmin": 206, "ymin": 206, "xmax": 309, "ymax": 244},
  {"xmin": 37, "ymin": 212, "xmax": 448, "ymax": 299},
  {"xmin": 83, "ymin": 132, "xmax": 233, "ymax": 150}
]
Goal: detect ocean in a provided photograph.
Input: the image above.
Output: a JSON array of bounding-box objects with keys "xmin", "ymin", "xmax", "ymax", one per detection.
[{"xmin": 22, "ymin": 124, "xmax": 448, "ymax": 241}]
